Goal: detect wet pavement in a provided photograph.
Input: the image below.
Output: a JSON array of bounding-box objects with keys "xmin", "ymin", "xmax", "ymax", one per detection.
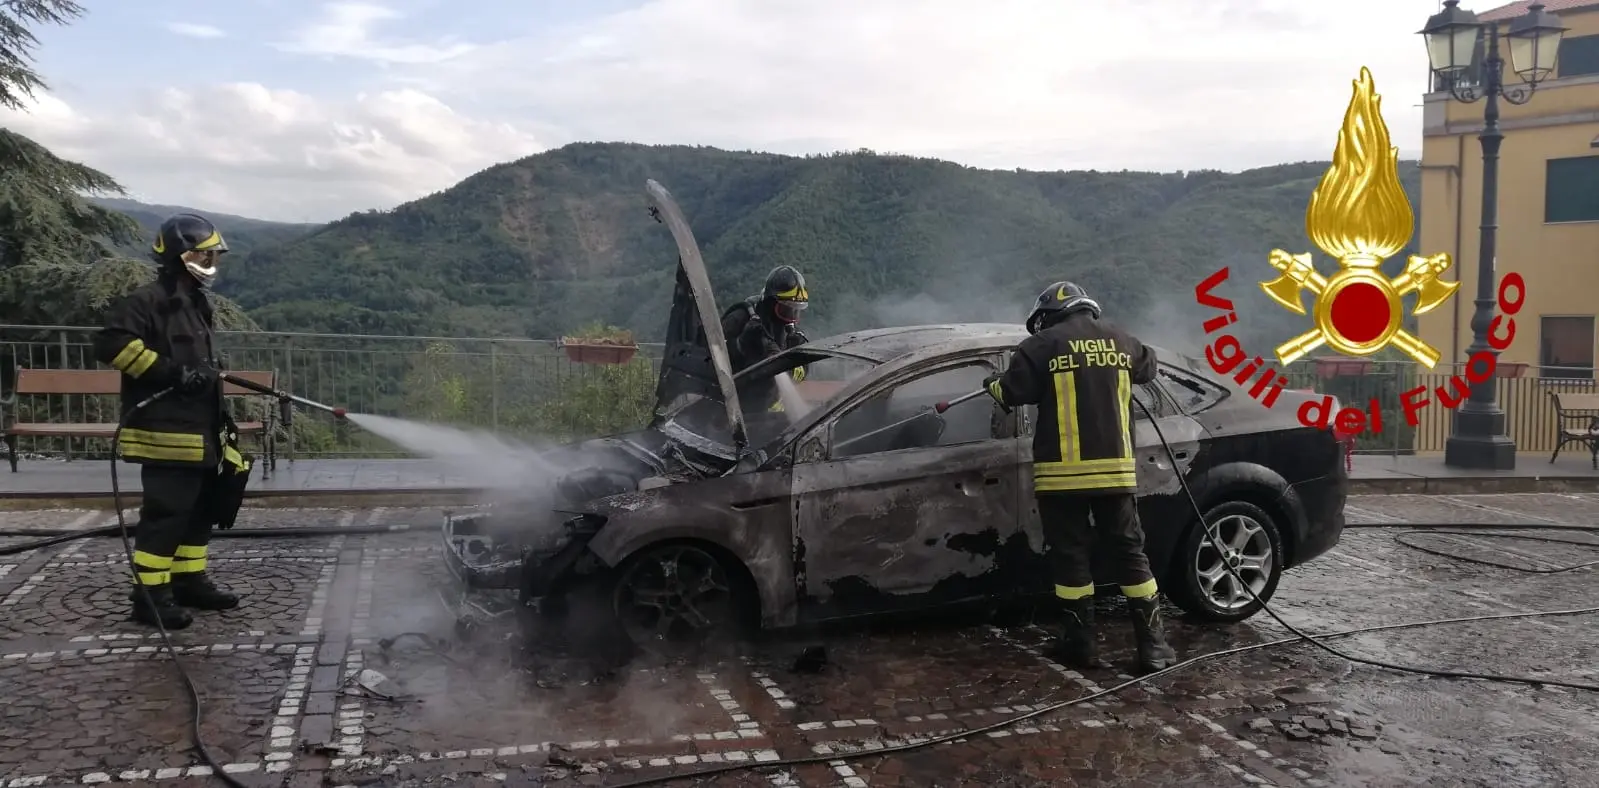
[{"xmin": 0, "ymin": 494, "xmax": 1595, "ymax": 787}]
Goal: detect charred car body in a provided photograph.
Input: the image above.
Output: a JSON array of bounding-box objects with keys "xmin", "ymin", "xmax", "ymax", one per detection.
[{"xmin": 441, "ymin": 180, "xmax": 1348, "ymax": 650}]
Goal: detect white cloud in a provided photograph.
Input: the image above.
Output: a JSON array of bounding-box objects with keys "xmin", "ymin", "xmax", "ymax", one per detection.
[
  {"xmin": 274, "ymin": 1, "xmax": 474, "ymax": 64},
  {"xmin": 166, "ymin": 22, "xmax": 226, "ymax": 39},
  {"xmin": 0, "ymin": 84, "xmax": 545, "ymax": 222},
  {"xmin": 423, "ymin": 0, "xmax": 1443, "ymax": 171},
  {"xmin": 2, "ymin": 0, "xmax": 1460, "ymax": 221}
]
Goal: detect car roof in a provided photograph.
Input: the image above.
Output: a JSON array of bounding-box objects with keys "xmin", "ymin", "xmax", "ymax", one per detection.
[
  {"xmin": 804, "ymin": 323, "xmax": 1184, "ymax": 369},
  {"xmin": 803, "ymin": 323, "xmax": 1030, "ymax": 362}
]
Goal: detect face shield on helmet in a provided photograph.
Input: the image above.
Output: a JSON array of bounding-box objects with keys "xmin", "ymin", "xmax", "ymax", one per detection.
[
  {"xmin": 773, "ymin": 295, "xmax": 808, "ymax": 323},
  {"xmin": 153, "ymin": 212, "xmax": 229, "ymax": 288},
  {"xmin": 182, "ymin": 249, "xmax": 222, "ymax": 288},
  {"xmin": 762, "ymin": 265, "xmax": 809, "ymax": 324}
]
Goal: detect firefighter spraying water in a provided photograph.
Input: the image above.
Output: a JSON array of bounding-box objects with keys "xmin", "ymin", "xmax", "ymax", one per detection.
[
  {"xmin": 983, "ymin": 281, "xmax": 1178, "ymax": 674},
  {"xmin": 94, "ymin": 212, "xmax": 353, "ymax": 630}
]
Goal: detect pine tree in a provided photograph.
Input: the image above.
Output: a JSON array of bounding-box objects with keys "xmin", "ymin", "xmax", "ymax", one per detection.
[{"xmin": 0, "ymin": 0, "xmax": 160, "ymax": 325}]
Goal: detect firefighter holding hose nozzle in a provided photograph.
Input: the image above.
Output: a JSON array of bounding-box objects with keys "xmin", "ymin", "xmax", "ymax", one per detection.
[
  {"xmin": 984, "ymin": 281, "xmax": 1178, "ymax": 674},
  {"xmin": 721, "ymin": 265, "xmax": 813, "ymax": 415},
  {"xmin": 92, "ymin": 213, "xmax": 253, "ymax": 630}
]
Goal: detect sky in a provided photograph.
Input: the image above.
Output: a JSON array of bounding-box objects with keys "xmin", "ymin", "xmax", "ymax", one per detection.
[{"xmin": 0, "ymin": 0, "xmax": 1461, "ymax": 223}]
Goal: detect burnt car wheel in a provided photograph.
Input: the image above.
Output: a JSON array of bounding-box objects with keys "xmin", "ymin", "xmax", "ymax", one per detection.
[
  {"xmin": 1169, "ymin": 500, "xmax": 1283, "ymax": 623},
  {"xmin": 612, "ymin": 543, "xmax": 741, "ymax": 653}
]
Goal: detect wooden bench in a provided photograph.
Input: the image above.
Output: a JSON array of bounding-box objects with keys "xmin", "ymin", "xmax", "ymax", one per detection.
[
  {"xmin": 1549, "ymin": 392, "xmax": 1599, "ymax": 469},
  {"xmin": 1, "ymin": 369, "xmax": 280, "ymax": 478}
]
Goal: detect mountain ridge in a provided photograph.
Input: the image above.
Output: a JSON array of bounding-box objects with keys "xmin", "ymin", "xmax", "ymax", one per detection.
[{"xmin": 87, "ymin": 143, "xmax": 1425, "ymax": 354}]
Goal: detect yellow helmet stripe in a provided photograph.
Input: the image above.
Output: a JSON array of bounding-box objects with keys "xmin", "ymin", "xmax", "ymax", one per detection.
[{"xmin": 192, "ymin": 231, "xmax": 224, "ymax": 251}]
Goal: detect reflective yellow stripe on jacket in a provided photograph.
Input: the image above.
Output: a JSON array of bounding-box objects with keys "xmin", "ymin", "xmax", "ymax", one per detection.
[
  {"xmin": 222, "ymin": 441, "xmax": 250, "ymax": 472},
  {"xmin": 118, "ymin": 428, "xmax": 206, "ymax": 463},
  {"xmin": 109, "ymin": 338, "xmax": 160, "ymax": 378},
  {"xmin": 1034, "ymin": 368, "xmax": 1137, "ymax": 492}
]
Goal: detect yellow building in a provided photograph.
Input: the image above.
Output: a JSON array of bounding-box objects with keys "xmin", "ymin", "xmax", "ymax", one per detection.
[{"xmin": 1415, "ymin": 0, "xmax": 1599, "ymax": 454}]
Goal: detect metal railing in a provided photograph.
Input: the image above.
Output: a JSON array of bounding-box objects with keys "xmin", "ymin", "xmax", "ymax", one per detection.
[
  {"xmin": 3, "ymin": 324, "xmax": 1595, "ymax": 461},
  {"xmin": 1279, "ymin": 358, "xmax": 1596, "ymax": 456},
  {"xmin": 1, "ymin": 325, "xmax": 664, "ymax": 460}
]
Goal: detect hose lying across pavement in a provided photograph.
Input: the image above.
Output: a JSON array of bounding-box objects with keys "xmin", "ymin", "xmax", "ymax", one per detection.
[
  {"xmin": 0, "ymin": 522, "xmax": 437, "ymax": 556},
  {"xmin": 4, "ymin": 427, "xmax": 1597, "ymax": 785}
]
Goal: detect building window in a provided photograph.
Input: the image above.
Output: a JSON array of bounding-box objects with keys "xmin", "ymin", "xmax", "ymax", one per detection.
[
  {"xmin": 1540, "ymin": 316, "xmax": 1595, "ymax": 380},
  {"xmin": 1559, "ymin": 33, "xmax": 1599, "ymax": 79},
  {"xmin": 1545, "ymin": 156, "xmax": 1599, "ymax": 223}
]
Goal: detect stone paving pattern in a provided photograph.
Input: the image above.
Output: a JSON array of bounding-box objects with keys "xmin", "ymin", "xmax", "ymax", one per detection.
[
  {"xmin": 0, "ymin": 493, "xmax": 1595, "ymax": 786},
  {"xmin": 10, "ymin": 453, "xmax": 1599, "ymax": 498}
]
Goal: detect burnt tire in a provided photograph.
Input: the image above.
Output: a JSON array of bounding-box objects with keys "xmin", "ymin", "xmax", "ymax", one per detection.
[
  {"xmin": 1167, "ymin": 500, "xmax": 1284, "ymax": 623},
  {"xmin": 610, "ymin": 542, "xmax": 746, "ymax": 656}
]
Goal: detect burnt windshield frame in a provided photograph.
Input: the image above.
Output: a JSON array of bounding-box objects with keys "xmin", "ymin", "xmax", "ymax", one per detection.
[{"xmin": 657, "ymin": 348, "xmax": 883, "ymax": 454}]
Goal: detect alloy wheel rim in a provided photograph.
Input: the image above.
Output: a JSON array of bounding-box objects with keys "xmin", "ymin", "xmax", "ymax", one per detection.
[{"xmin": 1194, "ymin": 514, "xmax": 1274, "ymax": 611}]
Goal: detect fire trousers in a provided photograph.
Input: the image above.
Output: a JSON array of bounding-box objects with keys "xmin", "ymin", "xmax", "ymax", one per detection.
[
  {"xmin": 131, "ymin": 465, "xmax": 222, "ymax": 586},
  {"xmin": 1037, "ymin": 492, "xmax": 1159, "ymax": 601}
]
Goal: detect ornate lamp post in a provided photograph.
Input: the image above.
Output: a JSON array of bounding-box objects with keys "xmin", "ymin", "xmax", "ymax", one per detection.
[{"xmin": 1421, "ymin": 1, "xmax": 1567, "ymax": 470}]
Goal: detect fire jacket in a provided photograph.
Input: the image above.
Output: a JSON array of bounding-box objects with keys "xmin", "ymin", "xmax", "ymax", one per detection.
[
  {"xmin": 720, "ymin": 298, "xmax": 810, "ymax": 413},
  {"xmin": 92, "ymin": 275, "xmax": 235, "ymax": 469},
  {"xmin": 720, "ymin": 297, "xmax": 809, "ymax": 376},
  {"xmin": 987, "ymin": 311, "xmax": 1156, "ymax": 494}
]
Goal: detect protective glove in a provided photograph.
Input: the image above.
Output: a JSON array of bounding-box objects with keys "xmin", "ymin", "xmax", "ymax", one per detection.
[
  {"xmin": 983, "ymin": 373, "xmax": 1013, "ymax": 413},
  {"xmin": 742, "ymin": 317, "xmax": 781, "ymax": 358},
  {"xmin": 177, "ymin": 364, "xmax": 219, "ymax": 395}
]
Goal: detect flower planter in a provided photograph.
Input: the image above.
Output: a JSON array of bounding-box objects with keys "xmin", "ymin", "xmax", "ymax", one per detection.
[
  {"xmin": 560, "ymin": 339, "xmax": 637, "ymax": 365},
  {"xmin": 1314, "ymin": 358, "xmax": 1373, "ymax": 378}
]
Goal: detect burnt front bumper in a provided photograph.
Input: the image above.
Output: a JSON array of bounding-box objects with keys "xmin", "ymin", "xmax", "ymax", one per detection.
[
  {"xmin": 441, "ymin": 511, "xmax": 524, "ymax": 591},
  {"xmin": 441, "ymin": 510, "xmax": 607, "ymax": 600}
]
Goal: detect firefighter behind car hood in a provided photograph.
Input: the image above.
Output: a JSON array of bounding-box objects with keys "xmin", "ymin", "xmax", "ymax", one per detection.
[
  {"xmin": 986, "ymin": 280, "xmax": 1179, "ymax": 674},
  {"xmin": 720, "ymin": 265, "xmax": 812, "ymax": 415},
  {"xmin": 152, "ymin": 212, "xmax": 229, "ymax": 288}
]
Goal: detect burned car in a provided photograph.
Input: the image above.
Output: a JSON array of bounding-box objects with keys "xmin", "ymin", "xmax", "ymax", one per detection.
[{"xmin": 441, "ymin": 180, "xmax": 1347, "ymax": 651}]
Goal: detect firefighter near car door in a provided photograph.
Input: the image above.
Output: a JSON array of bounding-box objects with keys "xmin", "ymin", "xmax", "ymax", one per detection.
[
  {"xmin": 990, "ymin": 317, "xmax": 1153, "ymax": 494},
  {"xmin": 91, "ymin": 212, "xmax": 251, "ymax": 631},
  {"xmin": 985, "ymin": 290, "xmax": 1178, "ymax": 674}
]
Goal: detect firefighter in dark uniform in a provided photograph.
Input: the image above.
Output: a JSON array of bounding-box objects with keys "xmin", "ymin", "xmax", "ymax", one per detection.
[
  {"xmin": 93, "ymin": 213, "xmax": 252, "ymax": 630},
  {"xmin": 720, "ymin": 265, "xmax": 811, "ymax": 413},
  {"xmin": 985, "ymin": 281, "xmax": 1178, "ymax": 674},
  {"xmin": 721, "ymin": 265, "xmax": 811, "ymax": 374}
]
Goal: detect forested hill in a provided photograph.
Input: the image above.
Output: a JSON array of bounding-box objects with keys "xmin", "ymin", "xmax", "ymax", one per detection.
[
  {"xmin": 90, "ymin": 197, "xmax": 321, "ymax": 261},
  {"xmin": 211, "ymin": 143, "xmax": 1423, "ymax": 350}
]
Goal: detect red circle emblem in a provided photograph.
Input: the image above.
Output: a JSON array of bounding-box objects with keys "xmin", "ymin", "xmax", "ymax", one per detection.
[{"xmin": 1328, "ymin": 282, "xmax": 1389, "ymax": 343}]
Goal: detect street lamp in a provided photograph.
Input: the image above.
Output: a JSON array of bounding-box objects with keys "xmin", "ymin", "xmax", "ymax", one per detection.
[{"xmin": 1420, "ymin": 1, "xmax": 1566, "ymax": 470}]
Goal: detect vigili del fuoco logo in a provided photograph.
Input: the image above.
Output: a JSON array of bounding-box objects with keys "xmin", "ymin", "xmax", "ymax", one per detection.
[{"xmin": 1191, "ymin": 67, "xmax": 1526, "ymax": 437}]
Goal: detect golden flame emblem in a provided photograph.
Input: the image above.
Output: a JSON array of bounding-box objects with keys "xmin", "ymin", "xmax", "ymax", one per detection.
[{"xmin": 1260, "ymin": 67, "xmax": 1459, "ymax": 368}]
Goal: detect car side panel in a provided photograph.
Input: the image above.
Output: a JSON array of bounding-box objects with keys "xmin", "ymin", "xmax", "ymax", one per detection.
[{"xmin": 789, "ymin": 437, "xmax": 1026, "ymax": 622}]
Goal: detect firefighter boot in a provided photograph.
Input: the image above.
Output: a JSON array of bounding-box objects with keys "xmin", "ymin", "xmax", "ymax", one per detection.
[
  {"xmin": 1051, "ymin": 597, "xmax": 1107, "ymax": 669},
  {"xmin": 129, "ymin": 585, "xmax": 193, "ymax": 630},
  {"xmin": 1127, "ymin": 595, "xmax": 1177, "ymax": 673},
  {"xmin": 170, "ymin": 572, "xmax": 241, "ymax": 611}
]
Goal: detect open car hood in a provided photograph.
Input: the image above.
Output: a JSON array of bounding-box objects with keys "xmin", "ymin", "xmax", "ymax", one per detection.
[{"xmin": 645, "ymin": 179, "xmax": 748, "ymax": 456}]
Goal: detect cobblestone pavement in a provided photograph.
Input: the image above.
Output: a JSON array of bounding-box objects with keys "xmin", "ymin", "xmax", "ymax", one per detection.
[{"xmin": 1, "ymin": 494, "xmax": 1595, "ymax": 787}]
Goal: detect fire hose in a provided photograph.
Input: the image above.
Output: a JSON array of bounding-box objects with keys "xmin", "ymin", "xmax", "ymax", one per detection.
[
  {"xmin": 830, "ymin": 389, "xmax": 989, "ymax": 455},
  {"xmin": 101, "ymin": 376, "xmax": 349, "ymax": 787},
  {"xmin": 220, "ymin": 372, "xmax": 349, "ymax": 424}
]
